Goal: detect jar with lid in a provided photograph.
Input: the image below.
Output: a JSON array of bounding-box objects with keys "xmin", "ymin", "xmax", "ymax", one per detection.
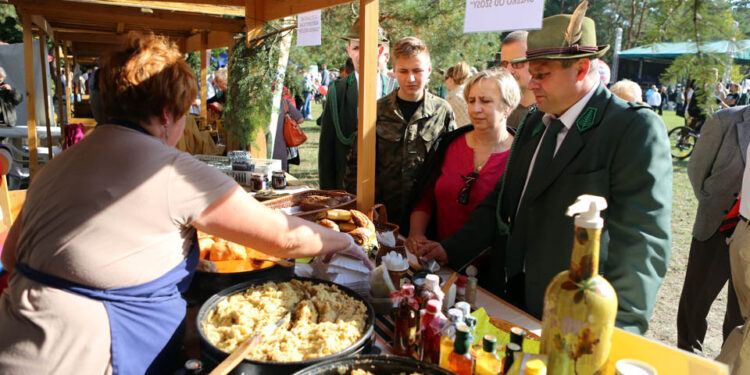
[
  {"xmin": 271, "ymin": 170, "xmax": 286, "ymax": 189},
  {"xmin": 250, "ymin": 173, "xmax": 267, "ymax": 192}
]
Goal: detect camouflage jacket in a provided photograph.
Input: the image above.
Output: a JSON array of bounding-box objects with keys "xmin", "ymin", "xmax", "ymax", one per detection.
[{"xmin": 345, "ymin": 89, "xmax": 456, "ymax": 225}]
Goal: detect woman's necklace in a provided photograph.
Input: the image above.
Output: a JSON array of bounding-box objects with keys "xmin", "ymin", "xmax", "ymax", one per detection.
[{"xmin": 471, "ymin": 129, "xmax": 511, "ymax": 172}]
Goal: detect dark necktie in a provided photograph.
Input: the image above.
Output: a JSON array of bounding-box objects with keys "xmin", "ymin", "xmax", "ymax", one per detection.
[{"xmin": 529, "ymin": 119, "xmax": 564, "ymax": 183}]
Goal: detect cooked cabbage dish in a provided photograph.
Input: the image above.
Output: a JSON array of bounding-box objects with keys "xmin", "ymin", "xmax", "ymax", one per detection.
[{"xmin": 202, "ymin": 280, "xmax": 368, "ymax": 362}]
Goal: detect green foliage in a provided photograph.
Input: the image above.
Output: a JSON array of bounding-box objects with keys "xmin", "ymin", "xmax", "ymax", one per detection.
[
  {"xmin": 284, "ymin": 63, "xmax": 303, "ymax": 99},
  {"xmin": 224, "ymin": 25, "xmax": 283, "ymax": 149},
  {"xmin": 288, "ymin": 1, "xmax": 499, "ymax": 87},
  {"xmin": 0, "ymin": 5, "xmax": 21, "ymax": 44}
]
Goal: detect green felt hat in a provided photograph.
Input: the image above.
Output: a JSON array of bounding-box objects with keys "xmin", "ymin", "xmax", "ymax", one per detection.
[
  {"xmin": 342, "ymin": 17, "xmax": 390, "ymax": 45},
  {"xmin": 512, "ymin": 10, "xmax": 609, "ymax": 64}
]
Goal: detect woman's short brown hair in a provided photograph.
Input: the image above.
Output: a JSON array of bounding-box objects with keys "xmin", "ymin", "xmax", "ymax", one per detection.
[
  {"xmin": 446, "ymin": 61, "xmax": 471, "ymax": 85},
  {"xmin": 99, "ymin": 31, "xmax": 197, "ymax": 124}
]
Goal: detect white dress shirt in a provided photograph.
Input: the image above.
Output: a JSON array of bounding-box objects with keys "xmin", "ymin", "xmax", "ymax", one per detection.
[{"xmin": 354, "ymin": 72, "xmax": 385, "ymax": 99}]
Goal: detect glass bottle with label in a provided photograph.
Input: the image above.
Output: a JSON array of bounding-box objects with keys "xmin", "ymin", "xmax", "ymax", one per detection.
[
  {"xmin": 392, "ymin": 283, "xmax": 420, "ymax": 357},
  {"xmin": 439, "ymin": 308, "xmax": 464, "ymax": 369},
  {"xmin": 448, "ymin": 323, "xmax": 474, "ymax": 375},
  {"xmin": 419, "ymin": 299, "xmax": 445, "ymax": 364},
  {"xmin": 475, "ymin": 335, "xmax": 502, "ymax": 375}
]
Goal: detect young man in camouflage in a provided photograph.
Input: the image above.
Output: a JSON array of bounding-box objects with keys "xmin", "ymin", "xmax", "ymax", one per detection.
[
  {"xmin": 345, "ymin": 37, "xmax": 456, "ymax": 226},
  {"xmin": 317, "ymin": 19, "xmax": 397, "ymax": 190}
]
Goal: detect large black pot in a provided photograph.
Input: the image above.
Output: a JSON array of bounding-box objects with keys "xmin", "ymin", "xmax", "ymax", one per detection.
[
  {"xmin": 292, "ymin": 354, "xmax": 454, "ymax": 375},
  {"xmin": 197, "ymin": 275, "xmax": 375, "ymax": 375},
  {"xmin": 185, "ymin": 262, "xmax": 294, "ymax": 305}
]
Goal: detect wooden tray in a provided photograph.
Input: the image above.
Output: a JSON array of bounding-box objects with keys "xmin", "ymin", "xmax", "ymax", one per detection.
[
  {"xmin": 490, "ymin": 316, "xmax": 541, "ymax": 341},
  {"xmin": 261, "ymin": 190, "xmax": 357, "ymax": 221}
]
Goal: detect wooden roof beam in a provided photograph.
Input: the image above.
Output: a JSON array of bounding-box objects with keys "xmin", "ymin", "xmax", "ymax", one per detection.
[
  {"xmin": 15, "ymin": 0, "xmax": 246, "ymax": 33},
  {"xmin": 138, "ymin": 0, "xmax": 243, "ymax": 6},
  {"xmin": 31, "ymin": 15, "xmax": 54, "ymax": 40},
  {"xmin": 64, "ymin": 0, "xmax": 245, "ymax": 17},
  {"xmin": 55, "ymin": 31, "xmax": 128, "ymax": 44},
  {"xmin": 262, "ymin": 0, "xmax": 352, "ymax": 22},
  {"xmin": 183, "ymin": 31, "xmax": 234, "ymax": 53}
]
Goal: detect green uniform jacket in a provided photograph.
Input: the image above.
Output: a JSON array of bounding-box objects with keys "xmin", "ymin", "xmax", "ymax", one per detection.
[
  {"xmin": 318, "ymin": 73, "xmax": 397, "ymax": 190},
  {"xmin": 344, "ymin": 89, "xmax": 456, "ymax": 225},
  {"xmin": 443, "ymin": 83, "xmax": 672, "ymax": 334}
]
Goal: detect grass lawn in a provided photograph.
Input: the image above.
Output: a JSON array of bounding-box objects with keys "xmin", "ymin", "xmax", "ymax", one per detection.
[{"xmin": 291, "ymin": 105, "xmax": 722, "ymax": 358}]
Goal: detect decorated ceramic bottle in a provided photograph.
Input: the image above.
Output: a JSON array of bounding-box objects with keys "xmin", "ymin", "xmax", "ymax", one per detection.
[{"xmin": 540, "ymin": 195, "xmax": 617, "ymax": 375}]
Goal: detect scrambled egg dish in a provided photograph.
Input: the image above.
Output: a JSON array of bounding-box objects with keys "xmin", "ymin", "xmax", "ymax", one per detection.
[{"xmin": 203, "ymin": 279, "xmax": 368, "ymax": 362}]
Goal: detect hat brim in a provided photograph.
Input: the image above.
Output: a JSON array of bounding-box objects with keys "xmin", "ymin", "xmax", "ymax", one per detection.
[{"xmin": 512, "ymin": 45, "xmax": 610, "ymax": 64}]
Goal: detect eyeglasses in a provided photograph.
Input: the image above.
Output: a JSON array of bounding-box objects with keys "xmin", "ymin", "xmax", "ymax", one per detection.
[
  {"xmin": 458, "ymin": 172, "xmax": 479, "ymax": 205},
  {"xmin": 498, "ymin": 61, "xmax": 527, "ymax": 70}
]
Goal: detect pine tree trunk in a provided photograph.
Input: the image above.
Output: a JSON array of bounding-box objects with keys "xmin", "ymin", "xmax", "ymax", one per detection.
[
  {"xmin": 633, "ymin": 0, "xmax": 647, "ymax": 47},
  {"xmin": 626, "ymin": 0, "xmax": 637, "ymax": 49}
]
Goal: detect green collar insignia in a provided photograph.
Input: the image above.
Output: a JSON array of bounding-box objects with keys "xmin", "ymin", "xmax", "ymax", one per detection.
[
  {"xmin": 576, "ymin": 107, "xmax": 597, "ymax": 133},
  {"xmin": 532, "ymin": 121, "xmax": 545, "ymax": 137}
]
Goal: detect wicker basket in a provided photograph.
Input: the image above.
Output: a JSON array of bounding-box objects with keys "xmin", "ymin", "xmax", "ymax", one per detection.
[{"xmin": 261, "ymin": 190, "xmax": 357, "ymax": 221}]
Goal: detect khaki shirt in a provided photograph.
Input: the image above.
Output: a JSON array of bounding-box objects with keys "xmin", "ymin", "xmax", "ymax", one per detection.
[{"xmin": 345, "ymin": 89, "xmax": 456, "ymax": 225}]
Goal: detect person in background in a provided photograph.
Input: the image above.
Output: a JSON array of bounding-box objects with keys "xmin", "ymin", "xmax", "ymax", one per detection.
[
  {"xmin": 715, "ymin": 105, "xmax": 750, "ymax": 375},
  {"xmin": 738, "ymin": 88, "xmax": 749, "ymax": 106},
  {"xmin": 271, "ymin": 87, "xmax": 305, "ymax": 171},
  {"xmin": 677, "ymin": 104, "xmax": 747, "ymax": 354},
  {"xmin": 405, "ymin": 69, "xmax": 519, "ymax": 281},
  {"xmin": 301, "ymin": 68, "xmax": 315, "ymax": 120},
  {"xmin": 0, "ymin": 32, "xmax": 364, "ymax": 374},
  {"xmin": 726, "ymin": 83, "xmax": 741, "ymax": 107},
  {"xmin": 659, "ymin": 86, "xmax": 669, "ymax": 115},
  {"xmin": 317, "ymin": 18, "xmax": 397, "ymax": 190},
  {"xmin": 499, "ymin": 31, "xmax": 536, "ymax": 130},
  {"xmin": 647, "ymin": 84, "xmax": 662, "ymax": 112},
  {"xmin": 610, "ymin": 79, "xmax": 643, "ymax": 103},
  {"xmin": 320, "ymin": 63, "xmax": 330, "ymax": 87},
  {"xmin": 344, "ymin": 36, "xmax": 456, "ymax": 226},
  {"xmin": 444, "ymin": 62, "xmax": 471, "ymax": 127},
  {"xmin": 645, "ymin": 84, "xmax": 656, "ymax": 103},
  {"xmin": 414, "ymin": 10, "xmax": 672, "ymax": 334},
  {"xmin": 0, "ymin": 67, "xmax": 23, "ymax": 127}
]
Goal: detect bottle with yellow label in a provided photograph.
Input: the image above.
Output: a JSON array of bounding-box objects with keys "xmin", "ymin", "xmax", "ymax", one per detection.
[
  {"xmin": 540, "ymin": 195, "xmax": 617, "ymax": 374},
  {"xmin": 475, "ymin": 335, "xmax": 502, "ymax": 375}
]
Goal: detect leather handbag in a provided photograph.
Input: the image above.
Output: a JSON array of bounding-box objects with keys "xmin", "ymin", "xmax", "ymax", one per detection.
[{"xmin": 283, "ymin": 99, "xmax": 307, "ymax": 147}]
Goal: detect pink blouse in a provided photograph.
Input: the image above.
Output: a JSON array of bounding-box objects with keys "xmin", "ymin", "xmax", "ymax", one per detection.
[{"xmin": 413, "ymin": 133, "xmax": 510, "ymax": 240}]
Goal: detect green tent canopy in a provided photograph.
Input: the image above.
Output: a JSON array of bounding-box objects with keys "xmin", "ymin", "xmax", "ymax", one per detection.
[{"xmin": 618, "ymin": 39, "xmax": 750, "ymax": 62}]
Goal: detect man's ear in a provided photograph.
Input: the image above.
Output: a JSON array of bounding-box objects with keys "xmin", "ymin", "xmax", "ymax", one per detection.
[
  {"xmin": 377, "ymin": 45, "xmax": 385, "ymax": 57},
  {"xmin": 576, "ymin": 58, "xmax": 590, "ymax": 81}
]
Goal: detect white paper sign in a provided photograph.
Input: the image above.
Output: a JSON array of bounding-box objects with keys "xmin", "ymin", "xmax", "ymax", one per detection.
[
  {"xmin": 463, "ymin": 0, "xmax": 544, "ymax": 33},
  {"xmin": 297, "ymin": 10, "xmax": 321, "ymax": 47}
]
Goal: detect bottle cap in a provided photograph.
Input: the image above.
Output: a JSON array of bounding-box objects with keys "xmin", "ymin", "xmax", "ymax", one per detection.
[
  {"xmin": 482, "ymin": 335, "xmax": 497, "ymax": 353},
  {"xmin": 566, "ymin": 194, "xmax": 607, "ymax": 229},
  {"xmin": 425, "ymin": 274, "xmax": 440, "ymax": 289},
  {"xmin": 401, "ymin": 283, "xmax": 414, "ymax": 296},
  {"xmin": 506, "ymin": 342, "xmax": 521, "ymax": 352},
  {"xmin": 466, "ymin": 265, "xmax": 478, "ymax": 277},
  {"xmin": 524, "ymin": 359, "xmax": 546, "ymax": 375},
  {"xmin": 426, "ymin": 299, "xmax": 440, "ymax": 314},
  {"xmin": 447, "ymin": 308, "xmax": 463, "ymax": 323},
  {"xmin": 510, "ymin": 326, "xmax": 526, "ymax": 346},
  {"xmin": 456, "ymin": 275, "xmax": 468, "ymax": 287},
  {"xmin": 465, "ymin": 315, "xmax": 478, "ymax": 330},
  {"xmin": 184, "ymin": 359, "xmax": 203, "ymax": 371},
  {"xmin": 455, "ymin": 301, "xmax": 471, "ymax": 316}
]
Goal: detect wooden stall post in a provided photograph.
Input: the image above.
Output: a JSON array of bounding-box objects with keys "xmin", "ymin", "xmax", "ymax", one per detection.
[
  {"xmin": 64, "ymin": 47, "xmax": 72, "ymax": 126},
  {"xmin": 21, "ymin": 14, "xmax": 40, "ymax": 178},
  {"xmin": 55, "ymin": 42, "xmax": 66, "ymax": 149},
  {"xmin": 246, "ymin": 0, "xmax": 267, "ymax": 158},
  {"xmin": 355, "ymin": 0, "xmax": 379, "ymax": 212},
  {"xmin": 37, "ymin": 33, "xmax": 54, "ymax": 160},
  {"xmin": 200, "ymin": 31, "xmax": 208, "ymax": 121}
]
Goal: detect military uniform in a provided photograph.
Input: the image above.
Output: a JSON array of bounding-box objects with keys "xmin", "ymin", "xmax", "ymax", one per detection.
[
  {"xmin": 317, "ymin": 72, "xmax": 396, "ymax": 190},
  {"xmin": 344, "ymin": 89, "xmax": 456, "ymax": 225},
  {"xmin": 441, "ymin": 14, "xmax": 672, "ymax": 335}
]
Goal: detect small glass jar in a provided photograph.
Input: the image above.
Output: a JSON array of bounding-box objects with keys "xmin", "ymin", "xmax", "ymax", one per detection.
[
  {"xmin": 250, "ymin": 173, "xmax": 266, "ymax": 192},
  {"xmin": 271, "ymin": 170, "xmax": 286, "ymax": 189}
]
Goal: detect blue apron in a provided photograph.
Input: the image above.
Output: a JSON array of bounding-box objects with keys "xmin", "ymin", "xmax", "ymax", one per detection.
[{"xmin": 16, "ymin": 119, "xmax": 199, "ymax": 374}]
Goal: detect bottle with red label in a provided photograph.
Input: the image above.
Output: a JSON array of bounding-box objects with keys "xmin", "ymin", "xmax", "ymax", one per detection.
[{"xmin": 419, "ymin": 299, "xmax": 446, "ymax": 364}]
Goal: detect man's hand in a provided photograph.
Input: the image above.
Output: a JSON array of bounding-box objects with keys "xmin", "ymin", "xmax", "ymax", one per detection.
[
  {"xmin": 411, "ymin": 240, "xmax": 449, "ymax": 265},
  {"xmin": 1, "ymin": 83, "xmax": 11, "ymax": 91},
  {"xmin": 405, "ymin": 234, "xmax": 429, "ymax": 255}
]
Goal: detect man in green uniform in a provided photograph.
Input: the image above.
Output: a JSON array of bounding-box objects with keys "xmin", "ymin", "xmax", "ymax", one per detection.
[
  {"xmin": 317, "ymin": 19, "xmax": 397, "ymax": 190},
  {"xmin": 344, "ymin": 37, "xmax": 456, "ymax": 226},
  {"xmin": 415, "ymin": 9, "xmax": 672, "ymax": 334}
]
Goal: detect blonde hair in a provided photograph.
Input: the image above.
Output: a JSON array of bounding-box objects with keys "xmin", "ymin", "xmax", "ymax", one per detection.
[
  {"xmin": 463, "ymin": 68, "xmax": 521, "ymax": 111},
  {"xmin": 392, "ymin": 36, "xmax": 430, "ymax": 64},
  {"xmin": 610, "ymin": 79, "xmax": 643, "ymax": 103},
  {"xmin": 99, "ymin": 31, "xmax": 197, "ymax": 124},
  {"xmin": 447, "ymin": 62, "xmax": 471, "ymax": 85}
]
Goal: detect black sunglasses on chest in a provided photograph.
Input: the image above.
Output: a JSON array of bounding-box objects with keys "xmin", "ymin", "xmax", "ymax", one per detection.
[{"xmin": 458, "ymin": 172, "xmax": 479, "ymax": 205}]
